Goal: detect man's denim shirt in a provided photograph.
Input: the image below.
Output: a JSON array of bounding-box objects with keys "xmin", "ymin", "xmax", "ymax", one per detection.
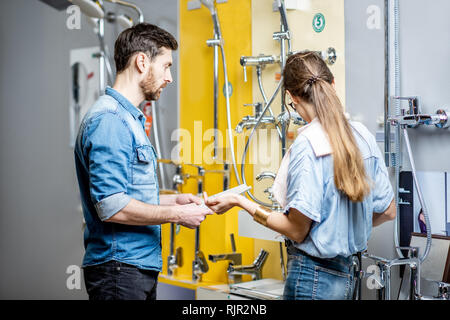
[{"xmin": 74, "ymin": 87, "xmax": 161, "ymax": 271}]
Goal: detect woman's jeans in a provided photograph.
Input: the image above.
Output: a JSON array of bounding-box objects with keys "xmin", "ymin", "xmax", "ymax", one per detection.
[
  {"xmin": 283, "ymin": 245, "xmax": 355, "ymax": 300},
  {"xmin": 83, "ymin": 260, "xmax": 159, "ymax": 300}
]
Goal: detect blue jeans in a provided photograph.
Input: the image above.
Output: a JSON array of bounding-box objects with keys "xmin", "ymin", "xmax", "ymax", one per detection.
[
  {"xmin": 83, "ymin": 260, "xmax": 159, "ymax": 300},
  {"xmin": 283, "ymin": 245, "xmax": 355, "ymax": 300}
]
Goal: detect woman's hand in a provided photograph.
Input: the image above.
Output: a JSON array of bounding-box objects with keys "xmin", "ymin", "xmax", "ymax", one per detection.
[{"xmin": 203, "ymin": 192, "xmax": 241, "ymax": 214}]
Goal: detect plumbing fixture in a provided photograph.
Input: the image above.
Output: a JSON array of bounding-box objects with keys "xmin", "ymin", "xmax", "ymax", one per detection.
[
  {"xmin": 363, "ymin": 247, "xmax": 421, "ymax": 300},
  {"xmin": 201, "ymin": 0, "xmax": 236, "ymax": 164},
  {"xmin": 434, "ymin": 282, "xmax": 450, "ymax": 300},
  {"xmin": 227, "ymin": 249, "xmax": 269, "ymax": 283},
  {"xmin": 69, "ymin": 0, "xmax": 144, "ymax": 93},
  {"xmin": 276, "ymin": 110, "xmax": 307, "ymax": 128},
  {"xmin": 235, "ymin": 115, "xmax": 276, "ymax": 134},
  {"xmin": 255, "ymin": 171, "xmax": 286, "ymax": 281},
  {"xmin": 382, "ymin": 1, "xmax": 434, "ymax": 266},
  {"xmin": 255, "ymin": 171, "xmax": 281, "ymax": 211},
  {"xmin": 387, "ymin": 95, "xmax": 450, "ymax": 263},
  {"xmin": 288, "ymin": 47, "xmax": 337, "ymax": 66},
  {"xmin": 158, "ymin": 161, "xmax": 184, "ymax": 276},
  {"xmin": 177, "ymin": 163, "xmax": 210, "ymax": 282},
  {"xmin": 193, "ymin": 250, "xmax": 209, "ymax": 282},
  {"xmin": 238, "ymin": 0, "xmax": 296, "ymax": 207},
  {"xmin": 160, "ymin": 189, "xmax": 184, "ymax": 276},
  {"xmin": 209, "ymin": 234, "xmax": 243, "ymax": 283},
  {"xmin": 240, "ymin": 55, "xmax": 280, "ymax": 83}
]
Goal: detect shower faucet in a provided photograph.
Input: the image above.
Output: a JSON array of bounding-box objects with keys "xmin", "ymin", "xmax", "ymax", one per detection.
[
  {"xmin": 240, "ymin": 55, "xmax": 280, "ymax": 83},
  {"xmin": 236, "ymin": 103, "xmax": 277, "ymax": 133},
  {"xmin": 388, "ymin": 96, "xmax": 449, "ymax": 129},
  {"xmin": 235, "ymin": 115, "xmax": 276, "ymax": 133}
]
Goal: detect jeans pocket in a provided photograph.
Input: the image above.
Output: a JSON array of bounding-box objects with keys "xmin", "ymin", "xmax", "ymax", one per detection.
[
  {"xmin": 312, "ymin": 265, "xmax": 352, "ymax": 300},
  {"xmin": 83, "ymin": 267, "xmax": 108, "ymax": 299}
]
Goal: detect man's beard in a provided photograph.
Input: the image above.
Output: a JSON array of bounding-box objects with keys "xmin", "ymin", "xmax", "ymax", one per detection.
[{"xmin": 139, "ymin": 70, "xmax": 163, "ymax": 101}]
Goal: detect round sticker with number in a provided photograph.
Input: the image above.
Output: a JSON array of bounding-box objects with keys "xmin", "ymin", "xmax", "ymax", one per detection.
[{"xmin": 313, "ymin": 13, "xmax": 326, "ymax": 33}]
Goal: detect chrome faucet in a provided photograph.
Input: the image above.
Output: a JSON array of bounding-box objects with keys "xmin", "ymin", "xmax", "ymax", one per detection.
[
  {"xmin": 256, "ymin": 171, "xmax": 282, "ymax": 211},
  {"xmin": 236, "ymin": 103, "xmax": 277, "ymax": 134},
  {"xmin": 167, "ymin": 246, "xmax": 183, "ymax": 277},
  {"xmin": 208, "ymin": 234, "xmax": 244, "ymax": 283},
  {"xmin": 388, "ymin": 96, "xmax": 449, "ymax": 129},
  {"xmin": 192, "ymin": 250, "xmax": 209, "ymax": 282},
  {"xmin": 227, "ymin": 249, "xmax": 269, "ymax": 283},
  {"xmin": 363, "ymin": 247, "xmax": 421, "ymax": 300}
]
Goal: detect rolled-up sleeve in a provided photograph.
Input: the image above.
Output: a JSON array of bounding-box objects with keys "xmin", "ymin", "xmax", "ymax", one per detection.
[
  {"xmin": 83, "ymin": 112, "xmax": 133, "ymax": 221},
  {"xmin": 372, "ymin": 157, "xmax": 394, "ymax": 213},
  {"xmin": 285, "ymin": 138, "xmax": 323, "ymax": 223}
]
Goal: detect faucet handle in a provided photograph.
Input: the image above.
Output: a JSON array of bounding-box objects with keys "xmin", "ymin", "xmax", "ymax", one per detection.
[
  {"xmin": 391, "ymin": 96, "xmax": 421, "ymax": 115},
  {"xmin": 175, "ymin": 246, "xmax": 183, "ymax": 267},
  {"xmin": 253, "ymin": 249, "xmax": 269, "ymax": 269},
  {"xmin": 230, "ymin": 233, "xmax": 236, "ymax": 253},
  {"xmin": 194, "ymin": 250, "xmax": 209, "ymax": 274},
  {"xmin": 243, "ymin": 65, "xmax": 247, "ymax": 83},
  {"xmin": 396, "ymin": 246, "xmax": 420, "ymax": 258}
]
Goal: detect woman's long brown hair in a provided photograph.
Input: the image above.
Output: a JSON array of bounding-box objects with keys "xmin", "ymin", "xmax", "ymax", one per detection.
[{"xmin": 283, "ymin": 51, "xmax": 370, "ymax": 202}]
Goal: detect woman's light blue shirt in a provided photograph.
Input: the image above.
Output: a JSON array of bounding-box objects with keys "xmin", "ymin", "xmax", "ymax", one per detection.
[{"xmin": 285, "ymin": 121, "xmax": 394, "ymax": 258}]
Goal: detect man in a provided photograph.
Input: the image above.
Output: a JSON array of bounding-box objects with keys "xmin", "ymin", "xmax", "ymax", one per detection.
[{"xmin": 74, "ymin": 23, "xmax": 212, "ymax": 300}]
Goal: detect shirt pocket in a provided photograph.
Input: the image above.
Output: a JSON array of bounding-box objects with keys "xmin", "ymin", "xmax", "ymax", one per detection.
[{"xmin": 132, "ymin": 145, "xmax": 156, "ymax": 185}]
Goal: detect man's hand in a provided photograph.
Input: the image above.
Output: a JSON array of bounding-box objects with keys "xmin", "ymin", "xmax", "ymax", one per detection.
[
  {"xmin": 174, "ymin": 203, "xmax": 213, "ymax": 229},
  {"xmin": 174, "ymin": 193, "xmax": 202, "ymax": 206}
]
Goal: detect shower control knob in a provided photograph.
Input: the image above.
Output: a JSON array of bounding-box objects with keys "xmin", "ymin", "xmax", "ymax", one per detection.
[{"xmin": 435, "ymin": 109, "xmax": 450, "ymax": 129}]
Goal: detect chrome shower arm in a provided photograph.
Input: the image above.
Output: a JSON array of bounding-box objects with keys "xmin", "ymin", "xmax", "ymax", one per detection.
[{"xmin": 104, "ymin": 0, "xmax": 144, "ymax": 23}]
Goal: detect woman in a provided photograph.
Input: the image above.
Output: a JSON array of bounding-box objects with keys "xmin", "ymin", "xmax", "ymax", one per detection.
[{"xmin": 203, "ymin": 51, "xmax": 396, "ymax": 300}]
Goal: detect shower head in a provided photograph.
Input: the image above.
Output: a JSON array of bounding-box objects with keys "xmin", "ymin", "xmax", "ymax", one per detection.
[
  {"xmin": 70, "ymin": 0, "xmax": 104, "ymax": 19},
  {"xmin": 116, "ymin": 14, "xmax": 133, "ymax": 29},
  {"xmin": 200, "ymin": 0, "xmax": 222, "ymax": 39},
  {"xmin": 200, "ymin": 0, "xmax": 216, "ymax": 14},
  {"xmin": 277, "ymin": 0, "xmax": 290, "ymax": 33}
]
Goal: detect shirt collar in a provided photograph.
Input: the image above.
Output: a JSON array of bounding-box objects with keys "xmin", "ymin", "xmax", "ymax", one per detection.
[
  {"xmin": 297, "ymin": 117, "xmax": 333, "ymax": 157},
  {"xmin": 105, "ymin": 87, "xmax": 145, "ymax": 123}
]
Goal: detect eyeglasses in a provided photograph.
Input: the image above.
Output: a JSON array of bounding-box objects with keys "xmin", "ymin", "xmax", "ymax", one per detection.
[{"xmin": 288, "ymin": 102, "xmax": 297, "ymax": 113}]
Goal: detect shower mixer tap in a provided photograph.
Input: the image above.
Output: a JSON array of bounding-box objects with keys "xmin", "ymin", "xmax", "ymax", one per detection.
[
  {"xmin": 236, "ymin": 103, "xmax": 277, "ymax": 133},
  {"xmin": 388, "ymin": 96, "xmax": 449, "ymax": 129},
  {"xmin": 235, "ymin": 116, "xmax": 276, "ymax": 134},
  {"xmin": 240, "ymin": 55, "xmax": 280, "ymax": 83}
]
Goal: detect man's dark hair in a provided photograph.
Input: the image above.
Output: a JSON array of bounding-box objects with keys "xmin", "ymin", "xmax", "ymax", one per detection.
[{"xmin": 114, "ymin": 23, "xmax": 178, "ymax": 74}]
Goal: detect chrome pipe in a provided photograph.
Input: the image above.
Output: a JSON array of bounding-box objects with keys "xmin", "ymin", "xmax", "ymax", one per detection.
[
  {"xmin": 151, "ymin": 102, "xmax": 166, "ymax": 189},
  {"xmin": 241, "ymin": 80, "xmax": 283, "ymax": 207},
  {"xmin": 213, "ymin": 34, "xmax": 219, "ymax": 158},
  {"xmin": 257, "ymin": 67, "xmax": 282, "ymax": 139},
  {"xmin": 384, "ymin": 0, "xmax": 391, "ymax": 167}
]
